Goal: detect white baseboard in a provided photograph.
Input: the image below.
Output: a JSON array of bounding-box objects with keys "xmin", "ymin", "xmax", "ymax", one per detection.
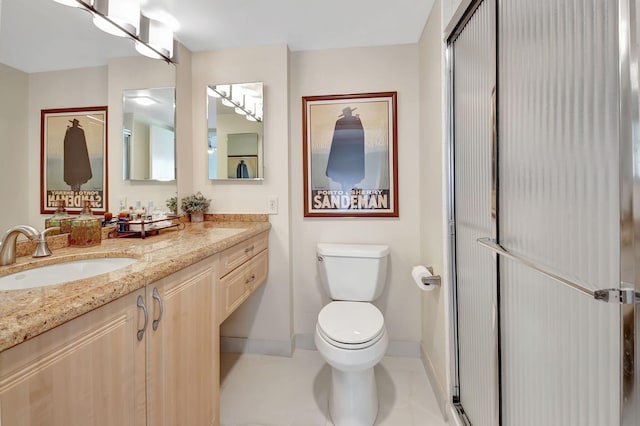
[
  {"xmin": 222, "ymin": 334, "xmax": 423, "ymax": 359},
  {"xmin": 220, "ymin": 336, "xmax": 294, "ymax": 357},
  {"xmin": 420, "ymin": 344, "xmax": 449, "ymax": 420},
  {"xmin": 446, "ymin": 402, "xmax": 466, "ymax": 426}
]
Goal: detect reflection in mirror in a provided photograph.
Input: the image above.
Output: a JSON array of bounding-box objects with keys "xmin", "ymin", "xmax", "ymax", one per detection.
[
  {"xmin": 207, "ymin": 82, "xmax": 264, "ymax": 180},
  {"xmin": 0, "ymin": 0, "xmax": 178, "ymax": 228},
  {"xmin": 123, "ymin": 87, "xmax": 176, "ymax": 181}
]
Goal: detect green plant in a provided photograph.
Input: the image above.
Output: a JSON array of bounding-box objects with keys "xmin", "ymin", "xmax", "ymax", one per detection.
[
  {"xmin": 166, "ymin": 196, "xmax": 178, "ymax": 215},
  {"xmin": 180, "ymin": 192, "xmax": 211, "ymax": 214}
]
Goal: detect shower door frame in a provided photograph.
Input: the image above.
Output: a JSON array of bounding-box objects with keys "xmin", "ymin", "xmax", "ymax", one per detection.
[
  {"xmin": 619, "ymin": 0, "xmax": 639, "ymax": 423},
  {"xmin": 445, "ymin": 0, "xmax": 640, "ymax": 424},
  {"xmin": 445, "ymin": 0, "xmax": 500, "ymax": 423}
]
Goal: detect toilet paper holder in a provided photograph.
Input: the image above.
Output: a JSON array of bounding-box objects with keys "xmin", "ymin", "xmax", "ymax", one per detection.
[{"xmin": 423, "ymin": 267, "xmax": 442, "ymax": 287}]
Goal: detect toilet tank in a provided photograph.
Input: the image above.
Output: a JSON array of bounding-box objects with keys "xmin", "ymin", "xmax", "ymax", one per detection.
[{"xmin": 317, "ymin": 243, "xmax": 390, "ymax": 302}]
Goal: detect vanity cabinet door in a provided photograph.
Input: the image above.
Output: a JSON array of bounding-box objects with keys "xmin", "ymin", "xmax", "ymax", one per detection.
[
  {"xmin": 146, "ymin": 257, "xmax": 220, "ymax": 426},
  {"xmin": 0, "ymin": 289, "xmax": 146, "ymax": 426}
]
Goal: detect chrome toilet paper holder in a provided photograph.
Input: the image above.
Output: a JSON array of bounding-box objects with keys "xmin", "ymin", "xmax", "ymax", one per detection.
[{"xmin": 423, "ymin": 267, "xmax": 442, "ymax": 287}]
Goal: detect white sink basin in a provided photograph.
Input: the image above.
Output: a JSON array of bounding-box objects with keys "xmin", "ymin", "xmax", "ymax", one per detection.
[{"xmin": 0, "ymin": 257, "xmax": 137, "ymax": 291}]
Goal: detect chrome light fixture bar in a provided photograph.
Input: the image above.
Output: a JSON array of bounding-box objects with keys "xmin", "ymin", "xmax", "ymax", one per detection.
[{"xmin": 53, "ymin": 0, "xmax": 177, "ymax": 64}]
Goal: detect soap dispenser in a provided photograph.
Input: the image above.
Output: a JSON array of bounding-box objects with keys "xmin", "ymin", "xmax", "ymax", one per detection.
[
  {"xmin": 45, "ymin": 199, "xmax": 72, "ymax": 234},
  {"xmin": 69, "ymin": 200, "xmax": 102, "ymax": 246}
]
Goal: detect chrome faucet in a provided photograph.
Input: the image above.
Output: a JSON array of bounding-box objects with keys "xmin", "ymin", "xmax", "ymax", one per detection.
[
  {"xmin": 33, "ymin": 227, "xmax": 60, "ymax": 258},
  {"xmin": 0, "ymin": 225, "xmax": 59, "ymax": 266}
]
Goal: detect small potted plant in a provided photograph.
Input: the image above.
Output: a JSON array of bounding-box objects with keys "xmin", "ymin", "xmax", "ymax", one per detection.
[
  {"xmin": 166, "ymin": 196, "xmax": 178, "ymax": 216},
  {"xmin": 180, "ymin": 191, "xmax": 211, "ymax": 222}
]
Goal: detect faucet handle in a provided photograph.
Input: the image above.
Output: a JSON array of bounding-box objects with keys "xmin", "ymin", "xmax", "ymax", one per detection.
[{"xmin": 32, "ymin": 227, "xmax": 60, "ymax": 258}]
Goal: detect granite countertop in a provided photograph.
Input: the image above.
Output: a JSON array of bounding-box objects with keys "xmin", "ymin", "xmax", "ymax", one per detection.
[{"xmin": 0, "ymin": 220, "xmax": 271, "ymax": 353}]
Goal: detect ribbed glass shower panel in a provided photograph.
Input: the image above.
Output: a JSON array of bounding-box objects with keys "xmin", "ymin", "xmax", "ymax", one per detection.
[
  {"xmin": 499, "ymin": 0, "xmax": 620, "ymax": 424},
  {"xmin": 452, "ymin": 0, "xmax": 497, "ymax": 424},
  {"xmin": 501, "ymin": 263, "xmax": 619, "ymax": 426}
]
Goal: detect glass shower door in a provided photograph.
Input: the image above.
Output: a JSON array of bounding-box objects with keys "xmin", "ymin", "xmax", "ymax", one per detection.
[
  {"xmin": 450, "ymin": 0, "xmax": 498, "ymax": 424},
  {"xmin": 497, "ymin": 0, "xmax": 621, "ymax": 424}
]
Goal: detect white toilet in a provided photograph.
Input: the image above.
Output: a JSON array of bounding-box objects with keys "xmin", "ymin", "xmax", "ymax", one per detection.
[{"xmin": 314, "ymin": 243, "xmax": 390, "ymax": 426}]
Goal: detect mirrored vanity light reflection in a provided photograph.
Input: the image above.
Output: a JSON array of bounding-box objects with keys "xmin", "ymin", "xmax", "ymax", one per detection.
[
  {"xmin": 123, "ymin": 87, "xmax": 176, "ymax": 181},
  {"xmin": 207, "ymin": 82, "xmax": 264, "ymax": 180}
]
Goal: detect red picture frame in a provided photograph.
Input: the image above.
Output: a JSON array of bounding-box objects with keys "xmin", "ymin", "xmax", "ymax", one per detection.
[
  {"xmin": 302, "ymin": 92, "xmax": 398, "ymax": 218},
  {"xmin": 40, "ymin": 106, "xmax": 108, "ymax": 214}
]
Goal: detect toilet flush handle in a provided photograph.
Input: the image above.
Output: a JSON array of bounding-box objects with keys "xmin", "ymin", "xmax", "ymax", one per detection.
[{"xmin": 317, "ymin": 256, "xmax": 324, "ymax": 262}]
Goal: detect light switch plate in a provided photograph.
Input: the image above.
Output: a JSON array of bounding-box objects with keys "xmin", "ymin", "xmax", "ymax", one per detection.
[{"xmin": 267, "ymin": 197, "xmax": 278, "ymax": 214}]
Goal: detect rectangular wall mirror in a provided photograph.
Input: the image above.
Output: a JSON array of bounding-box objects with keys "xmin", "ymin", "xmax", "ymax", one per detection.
[
  {"xmin": 207, "ymin": 82, "xmax": 264, "ymax": 180},
  {"xmin": 123, "ymin": 87, "xmax": 176, "ymax": 181}
]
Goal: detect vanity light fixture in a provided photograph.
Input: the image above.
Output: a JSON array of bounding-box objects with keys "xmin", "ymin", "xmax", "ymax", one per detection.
[
  {"xmin": 234, "ymin": 100, "xmax": 247, "ymax": 116},
  {"xmin": 136, "ymin": 15, "xmax": 173, "ymax": 59},
  {"xmin": 247, "ymin": 101, "xmax": 263, "ymax": 122},
  {"xmin": 93, "ymin": 0, "xmax": 140, "ymax": 37},
  {"xmin": 208, "ymin": 84, "xmax": 262, "ymax": 122},
  {"xmin": 51, "ymin": 0, "xmax": 177, "ymax": 63},
  {"xmin": 207, "ymin": 87, "xmax": 220, "ymax": 98},
  {"xmin": 221, "ymin": 92, "xmax": 236, "ymax": 108}
]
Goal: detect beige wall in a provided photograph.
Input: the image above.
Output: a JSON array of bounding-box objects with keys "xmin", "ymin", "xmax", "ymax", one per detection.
[
  {"xmin": 0, "ymin": 64, "xmax": 29, "ymax": 227},
  {"xmin": 289, "ymin": 45, "xmax": 424, "ymax": 349},
  {"xmin": 418, "ymin": 0, "xmax": 448, "ymax": 406},
  {"xmin": 191, "ymin": 46, "xmax": 292, "ymax": 347}
]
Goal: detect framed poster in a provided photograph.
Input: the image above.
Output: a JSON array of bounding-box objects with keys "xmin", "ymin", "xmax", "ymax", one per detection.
[
  {"xmin": 302, "ymin": 92, "xmax": 398, "ymax": 217},
  {"xmin": 41, "ymin": 107, "xmax": 108, "ymax": 214}
]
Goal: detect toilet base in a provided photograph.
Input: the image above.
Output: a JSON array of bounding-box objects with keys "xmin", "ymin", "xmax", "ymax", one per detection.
[{"xmin": 329, "ymin": 366, "xmax": 378, "ymax": 426}]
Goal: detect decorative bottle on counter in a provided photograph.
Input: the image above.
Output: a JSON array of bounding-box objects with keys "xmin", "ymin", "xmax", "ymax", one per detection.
[
  {"xmin": 45, "ymin": 199, "xmax": 72, "ymax": 234},
  {"xmin": 69, "ymin": 200, "xmax": 102, "ymax": 246}
]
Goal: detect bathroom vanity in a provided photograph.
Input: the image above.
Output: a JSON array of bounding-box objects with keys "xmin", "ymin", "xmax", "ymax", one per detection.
[{"xmin": 0, "ymin": 220, "xmax": 270, "ymax": 426}]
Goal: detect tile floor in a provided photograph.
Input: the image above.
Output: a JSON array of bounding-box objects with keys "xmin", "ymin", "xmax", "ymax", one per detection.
[{"xmin": 220, "ymin": 349, "xmax": 449, "ymax": 426}]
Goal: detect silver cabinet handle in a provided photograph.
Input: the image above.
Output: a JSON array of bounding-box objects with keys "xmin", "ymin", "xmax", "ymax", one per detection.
[
  {"xmin": 136, "ymin": 295, "xmax": 148, "ymax": 341},
  {"xmin": 152, "ymin": 287, "xmax": 164, "ymax": 330}
]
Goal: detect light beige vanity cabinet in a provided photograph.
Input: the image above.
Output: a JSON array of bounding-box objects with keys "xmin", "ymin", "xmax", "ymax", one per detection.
[
  {"xmin": 145, "ymin": 257, "xmax": 219, "ymax": 426},
  {"xmin": 0, "ymin": 226, "xmax": 270, "ymax": 426},
  {"xmin": 0, "ymin": 255, "xmax": 220, "ymax": 426},
  {"xmin": 0, "ymin": 288, "xmax": 147, "ymax": 426},
  {"xmin": 218, "ymin": 231, "xmax": 269, "ymax": 324}
]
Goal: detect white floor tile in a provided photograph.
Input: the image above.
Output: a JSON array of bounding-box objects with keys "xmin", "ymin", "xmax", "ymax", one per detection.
[{"xmin": 220, "ymin": 350, "xmax": 447, "ymax": 426}]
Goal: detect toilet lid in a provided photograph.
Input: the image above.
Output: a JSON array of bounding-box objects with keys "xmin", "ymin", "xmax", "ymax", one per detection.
[{"xmin": 317, "ymin": 301, "xmax": 384, "ymax": 345}]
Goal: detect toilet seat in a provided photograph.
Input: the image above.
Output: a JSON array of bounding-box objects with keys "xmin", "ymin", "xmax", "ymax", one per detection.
[{"xmin": 317, "ymin": 301, "xmax": 385, "ymax": 350}]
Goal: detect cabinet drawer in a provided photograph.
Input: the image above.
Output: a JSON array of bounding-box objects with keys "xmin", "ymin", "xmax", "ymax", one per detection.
[
  {"xmin": 220, "ymin": 232, "xmax": 268, "ymax": 276},
  {"xmin": 219, "ymin": 249, "xmax": 268, "ymax": 323}
]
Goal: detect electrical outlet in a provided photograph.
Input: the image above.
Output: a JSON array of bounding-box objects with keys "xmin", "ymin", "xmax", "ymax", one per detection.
[{"xmin": 267, "ymin": 197, "xmax": 278, "ymax": 214}]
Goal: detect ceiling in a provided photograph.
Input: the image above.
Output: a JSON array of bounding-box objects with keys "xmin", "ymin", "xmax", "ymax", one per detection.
[{"xmin": 0, "ymin": 0, "xmax": 435, "ymax": 73}]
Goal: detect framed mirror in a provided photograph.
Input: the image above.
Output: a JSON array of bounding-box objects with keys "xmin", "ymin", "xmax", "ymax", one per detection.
[
  {"xmin": 207, "ymin": 82, "xmax": 263, "ymax": 180},
  {"xmin": 123, "ymin": 87, "xmax": 176, "ymax": 181}
]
